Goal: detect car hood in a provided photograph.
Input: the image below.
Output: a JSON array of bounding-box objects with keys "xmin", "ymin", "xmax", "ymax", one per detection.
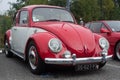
[{"xmin": 33, "ymin": 22, "xmax": 96, "ymax": 57}]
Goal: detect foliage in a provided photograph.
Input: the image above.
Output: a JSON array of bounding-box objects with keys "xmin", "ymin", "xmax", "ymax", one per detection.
[
  {"xmin": 110, "ymin": 7, "xmax": 120, "ymax": 20},
  {"xmin": 48, "ymin": 0, "xmax": 66, "ymax": 7},
  {"xmin": 6, "ymin": 0, "xmax": 119, "ymax": 22},
  {"xmin": 102, "ymin": 0, "xmax": 115, "ymax": 19},
  {"xmin": 0, "ymin": 15, "xmax": 12, "ymax": 34},
  {"xmin": 25, "ymin": 0, "xmax": 48, "ymax": 5},
  {"xmin": 71, "ymin": 0, "xmax": 100, "ymax": 22},
  {"xmin": 0, "ymin": 15, "xmax": 12, "ymax": 48}
]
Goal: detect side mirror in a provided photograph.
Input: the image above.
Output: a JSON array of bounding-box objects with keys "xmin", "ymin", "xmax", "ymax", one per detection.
[
  {"xmin": 100, "ymin": 28, "xmax": 110, "ymax": 33},
  {"xmin": 79, "ymin": 18, "xmax": 84, "ymax": 26}
]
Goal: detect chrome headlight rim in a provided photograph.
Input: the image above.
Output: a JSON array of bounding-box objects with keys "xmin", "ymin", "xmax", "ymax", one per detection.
[
  {"xmin": 48, "ymin": 38, "xmax": 62, "ymax": 53},
  {"xmin": 99, "ymin": 37, "xmax": 109, "ymax": 50}
]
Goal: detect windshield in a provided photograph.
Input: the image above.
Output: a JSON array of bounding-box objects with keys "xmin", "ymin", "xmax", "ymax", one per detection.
[
  {"xmin": 105, "ymin": 21, "xmax": 120, "ymax": 32},
  {"xmin": 32, "ymin": 8, "xmax": 74, "ymax": 23}
]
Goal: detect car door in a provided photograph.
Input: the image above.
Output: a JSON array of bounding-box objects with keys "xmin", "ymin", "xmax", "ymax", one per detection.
[
  {"xmin": 89, "ymin": 22, "xmax": 113, "ymax": 50},
  {"xmin": 11, "ymin": 10, "xmax": 29, "ymax": 54},
  {"xmin": 89, "ymin": 22, "xmax": 111, "ymax": 38},
  {"xmin": 98, "ymin": 23, "xmax": 114, "ymax": 47}
]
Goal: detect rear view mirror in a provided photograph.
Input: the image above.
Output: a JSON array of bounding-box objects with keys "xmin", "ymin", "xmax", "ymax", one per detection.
[{"xmin": 100, "ymin": 28, "xmax": 110, "ymax": 33}]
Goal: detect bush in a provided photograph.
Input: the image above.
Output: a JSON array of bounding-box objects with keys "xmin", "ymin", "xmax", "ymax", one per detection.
[{"xmin": 0, "ymin": 34, "xmax": 4, "ymax": 48}]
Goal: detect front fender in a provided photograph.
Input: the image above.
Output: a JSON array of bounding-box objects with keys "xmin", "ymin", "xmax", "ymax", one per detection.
[
  {"xmin": 25, "ymin": 32, "xmax": 66, "ymax": 60},
  {"xmin": 93, "ymin": 33, "xmax": 111, "ymax": 56}
]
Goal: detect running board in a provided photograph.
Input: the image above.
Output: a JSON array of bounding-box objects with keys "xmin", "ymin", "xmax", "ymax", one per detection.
[{"xmin": 11, "ymin": 50, "xmax": 25, "ymax": 60}]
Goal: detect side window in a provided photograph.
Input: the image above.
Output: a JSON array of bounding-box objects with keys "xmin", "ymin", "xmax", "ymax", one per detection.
[
  {"xmin": 90, "ymin": 22, "xmax": 102, "ymax": 33},
  {"xmin": 85, "ymin": 23, "xmax": 90, "ymax": 28},
  {"xmin": 101, "ymin": 24, "xmax": 107, "ymax": 29},
  {"xmin": 19, "ymin": 11, "xmax": 28, "ymax": 25}
]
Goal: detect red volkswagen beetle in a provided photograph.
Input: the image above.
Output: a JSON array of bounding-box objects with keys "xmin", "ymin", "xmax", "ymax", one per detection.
[
  {"xmin": 4, "ymin": 5, "xmax": 112, "ymax": 74},
  {"xmin": 85, "ymin": 20, "xmax": 120, "ymax": 60}
]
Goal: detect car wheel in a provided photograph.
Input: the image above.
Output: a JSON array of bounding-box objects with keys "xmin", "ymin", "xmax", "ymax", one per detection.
[
  {"xmin": 4, "ymin": 40, "xmax": 13, "ymax": 57},
  {"xmin": 27, "ymin": 41, "xmax": 45, "ymax": 74},
  {"xmin": 99, "ymin": 62, "xmax": 106, "ymax": 69},
  {"xmin": 115, "ymin": 42, "xmax": 120, "ymax": 60}
]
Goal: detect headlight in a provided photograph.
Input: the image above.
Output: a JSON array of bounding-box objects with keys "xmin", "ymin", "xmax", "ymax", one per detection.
[
  {"xmin": 99, "ymin": 38, "xmax": 109, "ymax": 49},
  {"xmin": 48, "ymin": 38, "xmax": 62, "ymax": 53}
]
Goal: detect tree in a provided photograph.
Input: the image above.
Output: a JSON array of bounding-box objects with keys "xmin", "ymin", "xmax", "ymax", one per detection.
[
  {"xmin": 26, "ymin": 0, "xmax": 48, "ymax": 5},
  {"xmin": 102, "ymin": 0, "xmax": 115, "ymax": 19},
  {"xmin": 71, "ymin": 0, "xmax": 100, "ymax": 22},
  {"xmin": 6, "ymin": 0, "xmax": 119, "ymax": 23},
  {"xmin": 0, "ymin": 15, "xmax": 13, "ymax": 47},
  {"xmin": 48, "ymin": 0, "xmax": 66, "ymax": 7},
  {"xmin": 0, "ymin": 15, "xmax": 12, "ymax": 34},
  {"xmin": 110, "ymin": 7, "xmax": 120, "ymax": 20}
]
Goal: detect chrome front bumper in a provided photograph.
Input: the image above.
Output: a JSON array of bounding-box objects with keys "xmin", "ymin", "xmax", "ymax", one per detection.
[{"xmin": 45, "ymin": 54, "xmax": 112, "ymax": 65}]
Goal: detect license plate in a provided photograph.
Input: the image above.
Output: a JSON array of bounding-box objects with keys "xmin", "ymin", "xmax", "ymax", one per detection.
[{"xmin": 75, "ymin": 64, "xmax": 99, "ymax": 71}]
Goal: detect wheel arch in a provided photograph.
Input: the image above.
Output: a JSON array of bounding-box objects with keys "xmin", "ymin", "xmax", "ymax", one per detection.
[
  {"xmin": 4, "ymin": 30, "xmax": 11, "ymax": 46},
  {"xmin": 24, "ymin": 38, "xmax": 35, "ymax": 61},
  {"xmin": 24, "ymin": 32, "xmax": 56, "ymax": 61},
  {"xmin": 114, "ymin": 40, "xmax": 120, "ymax": 57}
]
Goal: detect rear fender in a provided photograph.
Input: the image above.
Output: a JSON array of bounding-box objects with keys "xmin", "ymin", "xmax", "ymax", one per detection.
[{"xmin": 4, "ymin": 30, "xmax": 11, "ymax": 46}]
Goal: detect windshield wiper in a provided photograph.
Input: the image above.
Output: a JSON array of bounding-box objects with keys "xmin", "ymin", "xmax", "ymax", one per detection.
[
  {"xmin": 62, "ymin": 21, "xmax": 74, "ymax": 23},
  {"xmin": 42, "ymin": 19, "xmax": 74, "ymax": 23},
  {"xmin": 45, "ymin": 19, "xmax": 60, "ymax": 21}
]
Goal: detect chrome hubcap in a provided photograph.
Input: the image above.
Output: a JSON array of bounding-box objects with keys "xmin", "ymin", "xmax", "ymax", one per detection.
[
  {"xmin": 116, "ymin": 46, "xmax": 120, "ymax": 60},
  {"xmin": 29, "ymin": 46, "xmax": 38, "ymax": 70}
]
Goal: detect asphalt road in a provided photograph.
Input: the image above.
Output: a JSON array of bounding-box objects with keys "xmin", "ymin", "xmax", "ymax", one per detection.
[{"xmin": 0, "ymin": 52, "xmax": 120, "ymax": 80}]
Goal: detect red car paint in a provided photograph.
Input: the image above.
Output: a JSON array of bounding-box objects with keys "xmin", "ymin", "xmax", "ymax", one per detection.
[
  {"xmin": 5, "ymin": 5, "xmax": 110, "ymax": 60},
  {"xmin": 85, "ymin": 20, "xmax": 120, "ymax": 59},
  {"xmin": 4, "ymin": 5, "xmax": 112, "ymax": 74},
  {"xmin": 5, "ymin": 5, "xmax": 103, "ymax": 59}
]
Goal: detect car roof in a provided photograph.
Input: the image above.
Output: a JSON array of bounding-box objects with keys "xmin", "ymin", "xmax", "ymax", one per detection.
[{"xmin": 22, "ymin": 5, "xmax": 65, "ymax": 10}]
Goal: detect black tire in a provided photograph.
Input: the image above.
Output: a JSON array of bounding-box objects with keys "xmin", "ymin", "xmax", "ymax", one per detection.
[
  {"xmin": 115, "ymin": 42, "xmax": 120, "ymax": 60},
  {"xmin": 4, "ymin": 40, "xmax": 13, "ymax": 57},
  {"xmin": 27, "ymin": 41, "xmax": 45, "ymax": 74}
]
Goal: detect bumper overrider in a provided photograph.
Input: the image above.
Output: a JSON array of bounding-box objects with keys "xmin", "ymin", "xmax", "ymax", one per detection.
[{"xmin": 45, "ymin": 54, "xmax": 112, "ymax": 65}]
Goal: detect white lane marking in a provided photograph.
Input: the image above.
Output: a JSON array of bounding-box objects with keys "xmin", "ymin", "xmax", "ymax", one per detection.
[{"xmin": 106, "ymin": 63, "xmax": 120, "ymax": 69}]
